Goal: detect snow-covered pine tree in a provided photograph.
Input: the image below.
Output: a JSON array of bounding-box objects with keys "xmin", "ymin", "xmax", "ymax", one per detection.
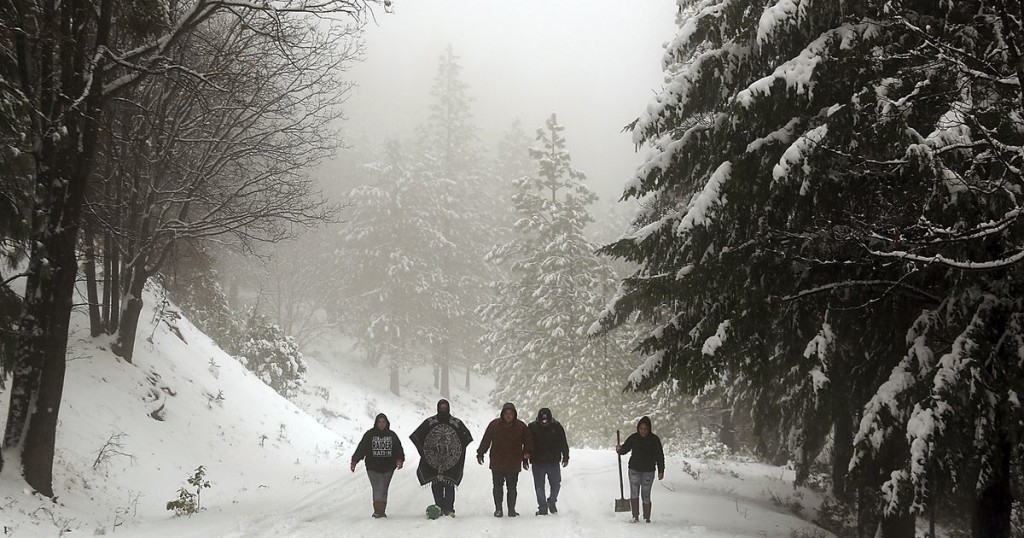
[
  {"xmin": 416, "ymin": 45, "xmax": 498, "ymax": 398},
  {"xmin": 480, "ymin": 113, "xmax": 624, "ymax": 445},
  {"xmin": 592, "ymin": 1, "xmax": 1024, "ymax": 534},
  {"xmin": 237, "ymin": 313, "xmax": 307, "ymax": 398},
  {"xmin": 337, "ymin": 141, "xmax": 454, "ymax": 396}
]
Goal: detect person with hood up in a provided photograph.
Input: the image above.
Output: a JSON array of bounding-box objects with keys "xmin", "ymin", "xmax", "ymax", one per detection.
[
  {"xmin": 615, "ymin": 416, "xmax": 665, "ymax": 523},
  {"xmin": 350, "ymin": 413, "xmax": 405, "ymax": 518},
  {"xmin": 409, "ymin": 399, "xmax": 474, "ymax": 517},
  {"xmin": 476, "ymin": 402, "xmax": 533, "ymax": 518},
  {"xmin": 527, "ymin": 407, "xmax": 569, "ymax": 515}
]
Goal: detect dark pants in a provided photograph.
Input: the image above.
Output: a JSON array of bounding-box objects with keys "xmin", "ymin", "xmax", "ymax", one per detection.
[
  {"xmin": 366, "ymin": 469, "xmax": 394, "ymax": 502},
  {"xmin": 491, "ymin": 470, "xmax": 519, "ymax": 509},
  {"xmin": 532, "ymin": 462, "xmax": 561, "ymax": 508},
  {"xmin": 431, "ymin": 481, "xmax": 455, "ymax": 514}
]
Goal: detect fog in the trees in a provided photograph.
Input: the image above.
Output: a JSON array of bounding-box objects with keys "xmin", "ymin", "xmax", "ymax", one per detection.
[{"xmin": 316, "ymin": 0, "xmax": 679, "ymax": 205}]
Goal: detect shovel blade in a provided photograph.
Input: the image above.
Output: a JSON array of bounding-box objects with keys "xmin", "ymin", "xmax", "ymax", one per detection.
[{"xmin": 614, "ymin": 498, "xmax": 631, "ymax": 512}]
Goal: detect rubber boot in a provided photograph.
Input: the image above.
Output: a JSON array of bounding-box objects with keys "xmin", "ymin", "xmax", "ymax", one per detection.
[
  {"xmin": 630, "ymin": 498, "xmax": 640, "ymax": 523},
  {"xmin": 643, "ymin": 502, "xmax": 651, "ymax": 523},
  {"xmin": 507, "ymin": 490, "xmax": 519, "ymax": 517},
  {"xmin": 493, "ymin": 490, "xmax": 503, "ymax": 517}
]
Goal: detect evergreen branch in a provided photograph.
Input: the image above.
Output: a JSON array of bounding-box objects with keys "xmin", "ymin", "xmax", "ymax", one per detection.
[
  {"xmin": 867, "ymin": 248, "xmax": 1024, "ymax": 271},
  {"xmin": 781, "ymin": 280, "xmax": 940, "ymax": 304}
]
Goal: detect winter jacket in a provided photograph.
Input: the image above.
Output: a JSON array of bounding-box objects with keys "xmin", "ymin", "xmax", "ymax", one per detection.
[
  {"xmin": 410, "ymin": 399, "xmax": 474, "ymax": 485},
  {"xmin": 477, "ymin": 402, "xmax": 533, "ymax": 473},
  {"xmin": 617, "ymin": 416, "xmax": 665, "ymax": 473},
  {"xmin": 351, "ymin": 413, "xmax": 405, "ymax": 473},
  {"xmin": 527, "ymin": 407, "xmax": 569, "ymax": 465}
]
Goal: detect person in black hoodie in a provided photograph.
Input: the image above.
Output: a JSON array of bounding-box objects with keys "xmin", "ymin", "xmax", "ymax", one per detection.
[
  {"xmin": 409, "ymin": 399, "xmax": 474, "ymax": 517},
  {"xmin": 527, "ymin": 407, "xmax": 569, "ymax": 516},
  {"xmin": 615, "ymin": 416, "xmax": 664, "ymax": 523},
  {"xmin": 351, "ymin": 413, "xmax": 405, "ymax": 518}
]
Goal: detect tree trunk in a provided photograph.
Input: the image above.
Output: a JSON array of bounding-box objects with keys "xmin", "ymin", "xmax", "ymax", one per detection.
[
  {"xmin": 972, "ymin": 437, "xmax": 1013, "ymax": 538},
  {"xmin": 465, "ymin": 361, "xmax": 471, "ymax": 390},
  {"xmin": 229, "ymin": 276, "xmax": 239, "ymax": 311},
  {"xmin": 389, "ymin": 362, "xmax": 400, "ymax": 396},
  {"xmin": 112, "ymin": 263, "xmax": 149, "ymax": 363},
  {"xmin": 83, "ymin": 228, "xmax": 103, "ymax": 337},
  {"xmin": 3, "ymin": 131, "xmax": 92, "ymax": 497},
  {"xmin": 108, "ymin": 240, "xmax": 120, "ymax": 334},
  {"xmin": 102, "ymin": 231, "xmax": 112, "ymax": 327},
  {"xmin": 832, "ymin": 350, "xmax": 853, "ymax": 501},
  {"xmin": 832, "ymin": 408, "xmax": 853, "ymax": 501},
  {"xmin": 718, "ymin": 408, "xmax": 737, "ymax": 452},
  {"xmin": 440, "ymin": 342, "xmax": 450, "ymax": 399}
]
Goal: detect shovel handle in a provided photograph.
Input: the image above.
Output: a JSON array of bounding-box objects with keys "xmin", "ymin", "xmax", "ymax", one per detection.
[{"xmin": 616, "ymin": 429, "xmax": 625, "ymax": 498}]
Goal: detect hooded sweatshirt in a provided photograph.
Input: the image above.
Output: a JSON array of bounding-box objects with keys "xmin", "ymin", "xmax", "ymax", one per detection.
[
  {"xmin": 617, "ymin": 416, "xmax": 665, "ymax": 473},
  {"xmin": 351, "ymin": 413, "xmax": 405, "ymax": 473},
  {"xmin": 477, "ymin": 402, "xmax": 533, "ymax": 473},
  {"xmin": 527, "ymin": 407, "xmax": 570, "ymax": 465},
  {"xmin": 409, "ymin": 399, "xmax": 474, "ymax": 485}
]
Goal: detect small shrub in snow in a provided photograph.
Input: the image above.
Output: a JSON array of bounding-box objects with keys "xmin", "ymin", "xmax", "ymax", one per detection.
[
  {"xmin": 236, "ymin": 315, "xmax": 306, "ymax": 397},
  {"xmin": 91, "ymin": 431, "xmax": 134, "ymax": 471},
  {"xmin": 673, "ymin": 435, "xmax": 734, "ymax": 461},
  {"xmin": 166, "ymin": 466, "xmax": 211, "ymax": 517}
]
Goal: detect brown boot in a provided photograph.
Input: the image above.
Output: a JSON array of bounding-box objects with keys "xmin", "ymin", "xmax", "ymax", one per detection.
[
  {"xmin": 643, "ymin": 502, "xmax": 651, "ymax": 523},
  {"xmin": 380, "ymin": 501, "xmax": 388, "ymax": 518},
  {"xmin": 630, "ymin": 498, "xmax": 639, "ymax": 523},
  {"xmin": 372, "ymin": 500, "xmax": 385, "ymax": 518}
]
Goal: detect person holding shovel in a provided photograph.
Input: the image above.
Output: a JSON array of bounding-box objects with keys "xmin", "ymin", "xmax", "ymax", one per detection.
[{"xmin": 615, "ymin": 416, "xmax": 664, "ymax": 523}]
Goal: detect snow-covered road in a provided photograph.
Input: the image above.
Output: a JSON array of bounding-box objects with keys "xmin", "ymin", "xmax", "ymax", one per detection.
[{"xmin": 128, "ymin": 448, "xmax": 832, "ymax": 538}]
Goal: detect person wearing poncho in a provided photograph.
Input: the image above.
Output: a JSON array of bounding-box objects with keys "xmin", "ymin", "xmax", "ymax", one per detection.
[{"xmin": 409, "ymin": 399, "xmax": 474, "ymax": 517}]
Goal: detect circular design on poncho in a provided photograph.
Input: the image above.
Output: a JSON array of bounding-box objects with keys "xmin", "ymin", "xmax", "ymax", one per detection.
[{"xmin": 423, "ymin": 423, "xmax": 461, "ymax": 472}]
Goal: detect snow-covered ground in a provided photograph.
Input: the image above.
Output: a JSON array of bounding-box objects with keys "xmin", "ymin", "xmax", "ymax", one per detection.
[{"xmin": 0, "ymin": 286, "xmax": 834, "ymax": 537}]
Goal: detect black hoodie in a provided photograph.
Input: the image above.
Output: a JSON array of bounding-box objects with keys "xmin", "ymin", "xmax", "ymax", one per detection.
[
  {"xmin": 352, "ymin": 413, "xmax": 405, "ymax": 473},
  {"xmin": 616, "ymin": 416, "xmax": 665, "ymax": 473},
  {"xmin": 527, "ymin": 407, "xmax": 570, "ymax": 465}
]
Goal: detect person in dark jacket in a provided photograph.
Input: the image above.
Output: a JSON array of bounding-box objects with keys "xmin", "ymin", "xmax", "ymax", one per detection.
[
  {"xmin": 615, "ymin": 416, "xmax": 665, "ymax": 523},
  {"xmin": 351, "ymin": 413, "xmax": 405, "ymax": 518},
  {"xmin": 527, "ymin": 407, "xmax": 569, "ymax": 515},
  {"xmin": 477, "ymin": 402, "xmax": 533, "ymax": 517},
  {"xmin": 409, "ymin": 399, "xmax": 474, "ymax": 517}
]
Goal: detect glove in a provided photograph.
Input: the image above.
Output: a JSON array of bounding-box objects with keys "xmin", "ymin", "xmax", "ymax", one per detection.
[
  {"xmin": 658, "ymin": 471, "xmax": 664, "ymax": 480},
  {"xmin": 477, "ymin": 454, "xmax": 484, "ymax": 465},
  {"xmin": 522, "ymin": 460, "xmax": 529, "ymax": 471},
  {"xmin": 561, "ymin": 458, "xmax": 568, "ymax": 468},
  {"xmin": 350, "ymin": 461, "xmax": 356, "ymax": 472},
  {"xmin": 396, "ymin": 460, "xmax": 404, "ymax": 470}
]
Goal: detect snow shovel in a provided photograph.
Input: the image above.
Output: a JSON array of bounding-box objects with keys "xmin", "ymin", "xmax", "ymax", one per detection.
[{"xmin": 614, "ymin": 430, "xmax": 630, "ymax": 512}]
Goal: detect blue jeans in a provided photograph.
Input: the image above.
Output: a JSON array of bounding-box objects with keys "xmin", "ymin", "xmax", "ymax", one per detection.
[
  {"xmin": 531, "ymin": 462, "xmax": 561, "ymax": 507},
  {"xmin": 431, "ymin": 481, "xmax": 455, "ymax": 514},
  {"xmin": 628, "ymin": 469, "xmax": 655, "ymax": 503}
]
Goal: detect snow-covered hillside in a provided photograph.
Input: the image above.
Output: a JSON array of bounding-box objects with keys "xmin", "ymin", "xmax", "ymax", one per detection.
[{"xmin": 0, "ymin": 286, "xmax": 834, "ymax": 537}]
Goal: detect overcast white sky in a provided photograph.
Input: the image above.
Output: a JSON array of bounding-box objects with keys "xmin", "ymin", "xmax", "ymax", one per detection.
[{"xmin": 333, "ymin": 0, "xmax": 679, "ymax": 203}]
